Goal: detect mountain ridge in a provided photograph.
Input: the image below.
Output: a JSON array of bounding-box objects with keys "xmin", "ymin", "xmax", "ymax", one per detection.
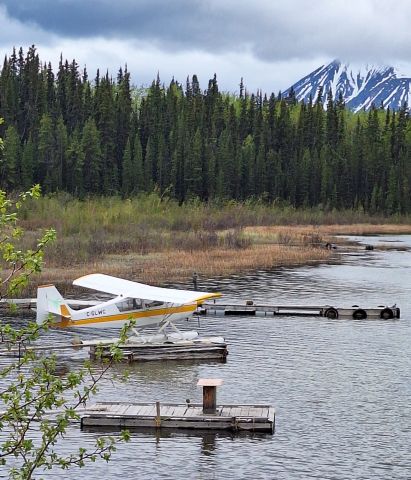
[{"xmin": 283, "ymin": 60, "xmax": 411, "ymax": 112}]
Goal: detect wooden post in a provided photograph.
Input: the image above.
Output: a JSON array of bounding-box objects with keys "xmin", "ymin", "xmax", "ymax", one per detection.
[
  {"xmin": 155, "ymin": 401, "xmax": 161, "ymax": 428},
  {"xmin": 197, "ymin": 379, "xmax": 223, "ymax": 414}
]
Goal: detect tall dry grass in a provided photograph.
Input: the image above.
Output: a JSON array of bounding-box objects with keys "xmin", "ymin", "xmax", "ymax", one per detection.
[
  {"xmin": 5, "ymin": 193, "xmax": 410, "ymax": 295},
  {"xmin": 31, "ymin": 244, "xmax": 332, "ymax": 294}
]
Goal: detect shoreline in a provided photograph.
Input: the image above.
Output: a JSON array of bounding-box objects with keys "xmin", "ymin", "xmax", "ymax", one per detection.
[
  {"xmin": 12, "ymin": 223, "xmax": 410, "ymax": 296},
  {"xmin": 36, "ymin": 244, "xmax": 334, "ymax": 295}
]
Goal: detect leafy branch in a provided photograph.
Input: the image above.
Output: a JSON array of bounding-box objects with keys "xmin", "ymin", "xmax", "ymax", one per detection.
[{"xmin": 0, "ymin": 173, "xmax": 131, "ymax": 479}]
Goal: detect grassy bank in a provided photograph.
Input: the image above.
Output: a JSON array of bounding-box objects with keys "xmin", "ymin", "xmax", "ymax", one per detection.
[{"xmin": 7, "ymin": 193, "xmax": 411, "ymax": 295}]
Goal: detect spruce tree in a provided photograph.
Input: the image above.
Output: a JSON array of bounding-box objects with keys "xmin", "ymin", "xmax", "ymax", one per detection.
[
  {"xmin": 216, "ymin": 128, "xmax": 235, "ymax": 199},
  {"xmin": 21, "ymin": 136, "xmax": 35, "ymax": 189},
  {"xmin": 240, "ymin": 135, "xmax": 255, "ymax": 198},
  {"xmin": 115, "ymin": 67, "xmax": 132, "ymax": 177},
  {"xmin": 37, "ymin": 113, "xmax": 54, "ymax": 191},
  {"xmin": 1, "ymin": 125, "xmax": 20, "ymax": 188},
  {"xmin": 185, "ymin": 128, "xmax": 203, "ymax": 198},
  {"xmin": 133, "ymin": 133, "xmax": 144, "ymax": 194},
  {"xmin": 65, "ymin": 128, "xmax": 84, "ymax": 196},
  {"xmin": 121, "ymin": 137, "xmax": 134, "ymax": 196},
  {"xmin": 95, "ymin": 73, "xmax": 118, "ymax": 194},
  {"xmin": 82, "ymin": 118, "xmax": 102, "ymax": 194},
  {"xmin": 54, "ymin": 115, "xmax": 68, "ymax": 190}
]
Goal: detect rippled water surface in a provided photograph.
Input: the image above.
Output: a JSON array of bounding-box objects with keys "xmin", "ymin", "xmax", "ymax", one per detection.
[{"xmin": 1, "ymin": 235, "xmax": 411, "ymax": 479}]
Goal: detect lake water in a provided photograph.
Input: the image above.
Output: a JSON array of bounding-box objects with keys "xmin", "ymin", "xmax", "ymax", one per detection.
[{"xmin": 1, "ymin": 235, "xmax": 410, "ymax": 479}]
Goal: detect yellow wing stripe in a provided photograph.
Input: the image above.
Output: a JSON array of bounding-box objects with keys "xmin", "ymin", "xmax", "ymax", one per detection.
[
  {"xmin": 193, "ymin": 292, "xmax": 221, "ymax": 303},
  {"xmin": 54, "ymin": 304, "xmax": 196, "ymax": 328}
]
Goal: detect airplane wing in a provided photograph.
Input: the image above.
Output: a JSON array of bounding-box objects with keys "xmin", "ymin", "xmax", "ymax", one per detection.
[{"xmin": 73, "ymin": 273, "xmax": 221, "ymax": 305}]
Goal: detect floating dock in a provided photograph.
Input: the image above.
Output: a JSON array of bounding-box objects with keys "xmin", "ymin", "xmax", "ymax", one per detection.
[
  {"xmin": 0, "ymin": 332, "xmax": 228, "ymax": 363},
  {"xmin": 80, "ymin": 402, "xmax": 274, "ymax": 432},
  {"xmin": 16, "ymin": 379, "xmax": 274, "ymax": 434},
  {"xmin": 90, "ymin": 335, "xmax": 228, "ymax": 363},
  {"xmin": 0, "ymin": 298, "xmax": 400, "ymax": 320},
  {"xmin": 80, "ymin": 379, "xmax": 274, "ymax": 433},
  {"xmin": 199, "ymin": 302, "xmax": 400, "ymax": 320}
]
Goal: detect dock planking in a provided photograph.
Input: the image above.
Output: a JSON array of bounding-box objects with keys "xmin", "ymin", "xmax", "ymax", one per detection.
[
  {"xmin": 80, "ymin": 402, "xmax": 275, "ymax": 433},
  {"xmin": 92, "ymin": 339, "xmax": 228, "ymax": 363}
]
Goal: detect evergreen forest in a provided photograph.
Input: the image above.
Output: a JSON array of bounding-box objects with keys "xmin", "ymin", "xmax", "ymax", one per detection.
[{"xmin": 1, "ymin": 46, "xmax": 410, "ymax": 214}]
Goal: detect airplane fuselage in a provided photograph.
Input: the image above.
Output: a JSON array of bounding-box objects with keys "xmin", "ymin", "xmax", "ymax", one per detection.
[{"xmin": 54, "ymin": 299, "xmax": 197, "ymax": 329}]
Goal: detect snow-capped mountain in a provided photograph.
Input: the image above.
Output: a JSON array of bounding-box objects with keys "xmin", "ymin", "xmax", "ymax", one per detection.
[{"xmin": 283, "ymin": 60, "xmax": 411, "ymax": 112}]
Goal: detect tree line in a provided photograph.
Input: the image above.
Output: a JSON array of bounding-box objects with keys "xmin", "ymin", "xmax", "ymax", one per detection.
[{"xmin": 0, "ymin": 46, "xmax": 410, "ymax": 213}]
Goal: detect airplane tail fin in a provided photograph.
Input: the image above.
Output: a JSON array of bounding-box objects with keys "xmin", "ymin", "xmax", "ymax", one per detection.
[{"xmin": 36, "ymin": 285, "xmax": 73, "ymax": 325}]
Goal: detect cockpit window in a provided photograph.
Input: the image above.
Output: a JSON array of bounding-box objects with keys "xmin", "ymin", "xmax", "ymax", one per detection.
[
  {"xmin": 144, "ymin": 300, "xmax": 164, "ymax": 308},
  {"xmin": 116, "ymin": 298, "xmax": 143, "ymax": 312}
]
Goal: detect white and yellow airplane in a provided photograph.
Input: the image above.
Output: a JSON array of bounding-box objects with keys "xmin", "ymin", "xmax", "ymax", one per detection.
[{"xmin": 36, "ymin": 273, "xmax": 221, "ymax": 330}]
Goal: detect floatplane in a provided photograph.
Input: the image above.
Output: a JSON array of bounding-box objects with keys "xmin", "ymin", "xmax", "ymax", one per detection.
[{"xmin": 36, "ymin": 273, "xmax": 221, "ymax": 340}]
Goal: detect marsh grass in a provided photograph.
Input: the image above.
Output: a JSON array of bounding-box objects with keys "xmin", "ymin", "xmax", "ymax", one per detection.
[
  {"xmin": 29, "ymin": 244, "xmax": 332, "ymax": 295},
  {"xmin": 6, "ymin": 193, "xmax": 411, "ymax": 295}
]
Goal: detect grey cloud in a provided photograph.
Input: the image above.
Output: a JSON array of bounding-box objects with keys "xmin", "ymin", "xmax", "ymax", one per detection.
[
  {"xmin": 2, "ymin": 0, "xmax": 411, "ymax": 63},
  {"xmin": 1, "ymin": 0, "xmax": 243, "ymax": 53}
]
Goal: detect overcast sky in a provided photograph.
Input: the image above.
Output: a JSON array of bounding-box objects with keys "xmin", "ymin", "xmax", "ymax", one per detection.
[{"xmin": 1, "ymin": 0, "xmax": 411, "ymax": 94}]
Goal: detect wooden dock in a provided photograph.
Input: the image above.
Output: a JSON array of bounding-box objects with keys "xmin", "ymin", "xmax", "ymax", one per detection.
[
  {"xmin": 0, "ymin": 334, "xmax": 228, "ymax": 363},
  {"xmin": 80, "ymin": 401, "xmax": 275, "ymax": 433},
  {"xmin": 90, "ymin": 337, "xmax": 228, "ymax": 363},
  {"xmin": 199, "ymin": 302, "xmax": 400, "ymax": 320}
]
